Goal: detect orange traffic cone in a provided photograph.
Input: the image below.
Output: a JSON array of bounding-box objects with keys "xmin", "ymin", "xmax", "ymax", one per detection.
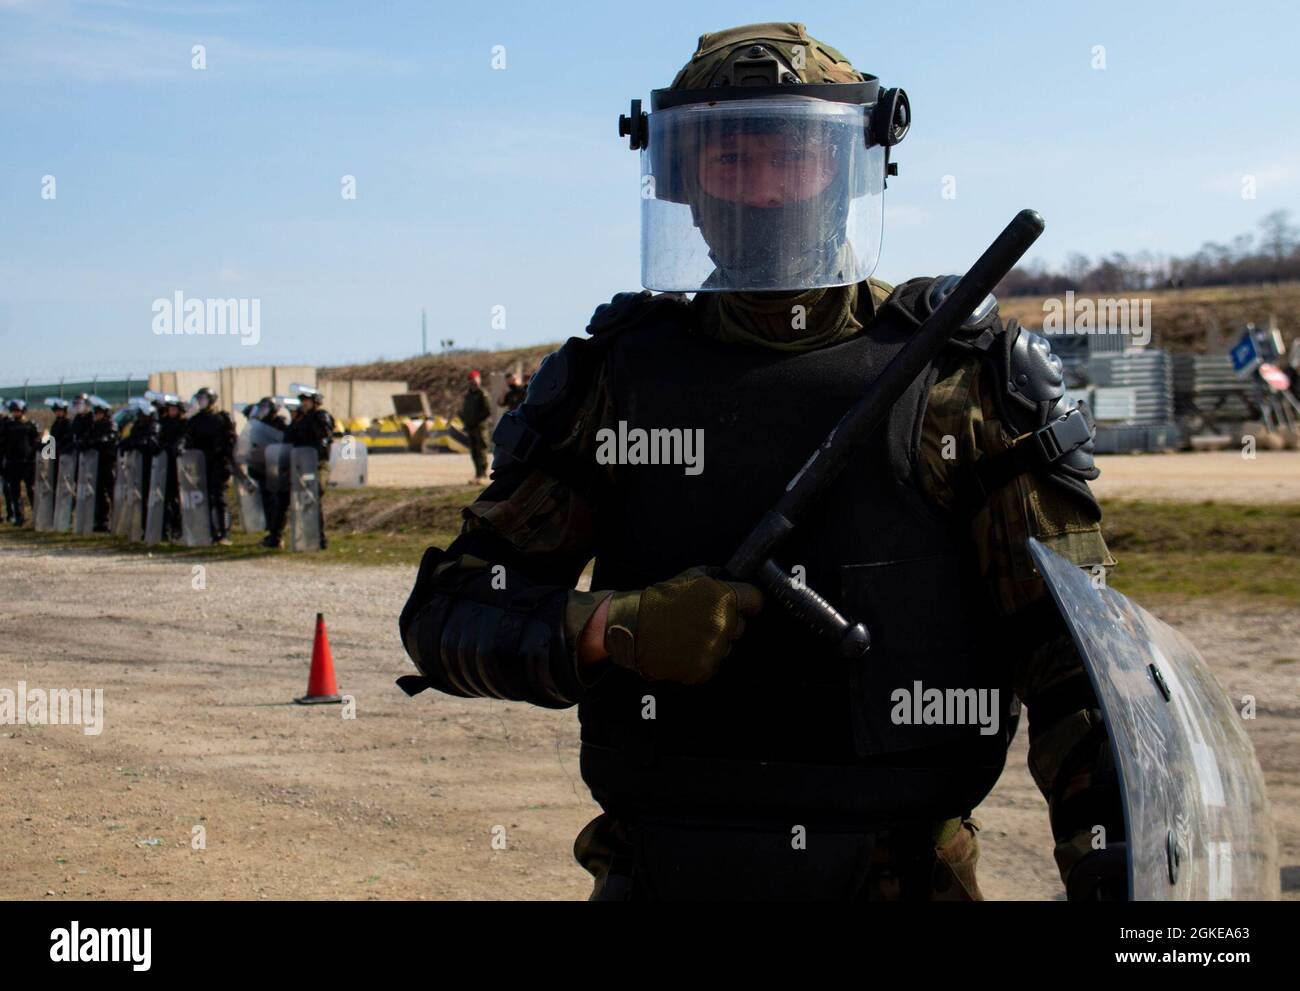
[{"xmin": 296, "ymin": 612, "xmax": 342, "ymax": 705}]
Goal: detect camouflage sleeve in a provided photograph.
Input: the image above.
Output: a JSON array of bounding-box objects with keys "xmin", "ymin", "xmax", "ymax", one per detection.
[{"xmin": 917, "ymin": 347, "xmax": 1124, "ymax": 890}]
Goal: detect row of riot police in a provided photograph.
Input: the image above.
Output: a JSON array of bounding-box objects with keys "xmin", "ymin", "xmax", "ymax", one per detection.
[{"xmin": 2, "ymin": 385, "xmax": 336, "ymax": 551}]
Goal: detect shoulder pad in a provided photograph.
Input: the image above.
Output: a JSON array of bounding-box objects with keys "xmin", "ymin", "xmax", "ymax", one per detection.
[
  {"xmin": 1006, "ymin": 326, "xmax": 1066, "ymax": 411},
  {"xmin": 586, "ymin": 291, "xmax": 690, "ymax": 336},
  {"xmin": 924, "ymin": 274, "xmax": 1000, "ymax": 332},
  {"xmin": 999, "ymin": 324, "xmax": 1098, "ymax": 482},
  {"xmin": 492, "ymin": 337, "xmax": 592, "ymax": 468}
]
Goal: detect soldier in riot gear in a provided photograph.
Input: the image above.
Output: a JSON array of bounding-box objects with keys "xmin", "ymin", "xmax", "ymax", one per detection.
[
  {"xmin": 41, "ymin": 399, "xmax": 73, "ymax": 521},
  {"xmin": 157, "ymin": 395, "xmax": 187, "ymax": 541},
  {"xmin": 183, "ymin": 387, "xmax": 237, "ymax": 545},
  {"xmin": 118, "ymin": 400, "xmax": 161, "ymax": 535},
  {"xmin": 0, "ymin": 401, "xmax": 11, "ymax": 523},
  {"xmin": 244, "ymin": 396, "xmax": 287, "ymax": 540},
  {"xmin": 2, "ymin": 400, "xmax": 38, "ymax": 526},
  {"xmin": 398, "ymin": 24, "xmax": 1129, "ymax": 902},
  {"xmin": 87, "ymin": 399, "xmax": 119, "ymax": 531},
  {"xmin": 69, "ymin": 394, "xmax": 94, "ymax": 453},
  {"xmin": 263, "ymin": 386, "xmax": 333, "ymax": 550},
  {"xmin": 46, "ymin": 399, "xmax": 73, "ymax": 460}
]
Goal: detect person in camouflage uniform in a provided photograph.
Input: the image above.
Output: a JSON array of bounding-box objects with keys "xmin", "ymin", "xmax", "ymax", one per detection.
[
  {"xmin": 399, "ymin": 23, "xmax": 1123, "ymax": 901},
  {"xmin": 500, "ymin": 373, "xmax": 529, "ymax": 413},
  {"xmin": 459, "ymin": 370, "xmax": 492, "ymax": 485}
]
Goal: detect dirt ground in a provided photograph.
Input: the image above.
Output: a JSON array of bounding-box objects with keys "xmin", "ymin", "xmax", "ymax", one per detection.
[
  {"xmin": 372, "ymin": 450, "xmax": 1300, "ymax": 503},
  {"xmin": 1, "ymin": 539, "xmax": 1295, "ymax": 901}
]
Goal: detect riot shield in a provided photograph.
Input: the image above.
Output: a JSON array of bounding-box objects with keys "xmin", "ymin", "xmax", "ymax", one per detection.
[
  {"xmin": 264, "ymin": 443, "xmax": 292, "ymax": 494},
  {"xmin": 122, "ymin": 451, "xmax": 146, "ymax": 542},
  {"xmin": 289, "ymin": 448, "xmax": 321, "ymax": 552},
  {"xmin": 235, "ymin": 418, "xmax": 285, "ymax": 474},
  {"xmin": 1028, "ymin": 538, "xmax": 1279, "ymax": 900},
  {"xmin": 327, "ymin": 437, "xmax": 368, "ymax": 488},
  {"xmin": 110, "ymin": 454, "xmax": 131, "ymax": 537},
  {"xmin": 178, "ymin": 450, "xmax": 212, "ymax": 547},
  {"xmin": 145, "ymin": 452, "xmax": 166, "ymax": 546},
  {"xmin": 235, "ymin": 470, "xmax": 266, "ymax": 533},
  {"xmin": 53, "ymin": 451, "xmax": 77, "ymax": 532},
  {"xmin": 33, "ymin": 451, "xmax": 55, "ymax": 531},
  {"xmin": 74, "ymin": 450, "xmax": 99, "ymax": 535}
]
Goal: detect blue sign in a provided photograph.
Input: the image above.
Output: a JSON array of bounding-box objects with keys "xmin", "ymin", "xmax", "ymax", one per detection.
[{"xmin": 1230, "ymin": 331, "xmax": 1259, "ymax": 374}]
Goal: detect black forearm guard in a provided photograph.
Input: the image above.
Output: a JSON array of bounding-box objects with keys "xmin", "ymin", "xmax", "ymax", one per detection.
[{"xmin": 398, "ymin": 543, "xmax": 585, "ymax": 709}]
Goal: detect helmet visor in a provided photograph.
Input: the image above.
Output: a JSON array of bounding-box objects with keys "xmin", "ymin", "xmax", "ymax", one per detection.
[{"xmin": 641, "ymin": 97, "xmax": 885, "ymax": 292}]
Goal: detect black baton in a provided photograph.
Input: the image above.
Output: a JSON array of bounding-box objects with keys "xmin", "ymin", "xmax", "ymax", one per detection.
[{"xmin": 725, "ymin": 209, "xmax": 1047, "ymax": 658}]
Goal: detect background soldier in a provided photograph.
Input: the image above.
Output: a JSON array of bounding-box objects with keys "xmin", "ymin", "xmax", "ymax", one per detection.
[
  {"xmin": 0, "ymin": 400, "xmax": 10, "ymax": 524},
  {"xmin": 158, "ymin": 395, "xmax": 187, "ymax": 541},
  {"xmin": 398, "ymin": 23, "xmax": 1123, "ymax": 901},
  {"xmin": 118, "ymin": 399, "xmax": 160, "ymax": 535},
  {"xmin": 245, "ymin": 395, "xmax": 287, "ymax": 542},
  {"xmin": 265, "ymin": 386, "xmax": 332, "ymax": 550},
  {"xmin": 69, "ymin": 393, "xmax": 94, "ymax": 453},
  {"xmin": 184, "ymin": 387, "xmax": 237, "ymax": 546},
  {"xmin": 499, "ymin": 372, "xmax": 528, "ymax": 412},
  {"xmin": 88, "ymin": 398, "xmax": 118, "ymax": 532},
  {"xmin": 46, "ymin": 398, "xmax": 73, "ymax": 461},
  {"xmin": 459, "ymin": 369, "xmax": 491, "ymax": 485},
  {"xmin": 2, "ymin": 400, "xmax": 38, "ymax": 526}
]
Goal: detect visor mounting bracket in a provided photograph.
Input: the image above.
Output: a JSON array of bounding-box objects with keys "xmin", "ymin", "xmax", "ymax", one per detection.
[{"xmin": 618, "ymin": 99, "xmax": 649, "ymax": 151}]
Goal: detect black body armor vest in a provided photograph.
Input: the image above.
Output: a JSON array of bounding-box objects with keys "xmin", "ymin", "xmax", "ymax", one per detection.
[{"xmin": 578, "ymin": 285, "xmax": 1015, "ymax": 825}]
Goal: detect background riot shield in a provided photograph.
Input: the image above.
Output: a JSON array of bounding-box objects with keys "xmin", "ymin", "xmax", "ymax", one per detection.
[
  {"xmin": 53, "ymin": 451, "xmax": 77, "ymax": 532},
  {"xmin": 264, "ymin": 443, "xmax": 291, "ymax": 494},
  {"xmin": 235, "ymin": 471, "xmax": 266, "ymax": 533},
  {"xmin": 178, "ymin": 450, "xmax": 212, "ymax": 547},
  {"xmin": 122, "ymin": 451, "xmax": 146, "ymax": 542},
  {"xmin": 145, "ymin": 452, "xmax": 166, "ymax": 546},
  {"xmin": 235, "ymin": 418, "xmax": 284, "ymax": 474},
  {"xmin": 289, "ymin": 448, "xmax": 321, "ymax": 552},
  {"xmin": 327, "ymin": 437, "xmax": 368, "ymax": 488},
  {"xmin": 33, "ymin": 452, "xmax": 55, "ymax": 531},
  {"xmin": 1029, "ymin": 539, "xmax": 1279, "ymax": 900},
  {"xmin": 110, "ymin": 454, "xmax": 131, "ymax": 536},
  {"xmin": 74, "ymin": 449, "xmax": 98, "ymax": 535}
]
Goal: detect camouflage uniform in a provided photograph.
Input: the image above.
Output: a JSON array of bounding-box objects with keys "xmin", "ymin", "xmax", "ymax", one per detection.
[{"xmin": 459, "ymin": 384, "xmax": 492, "ymax": 480}]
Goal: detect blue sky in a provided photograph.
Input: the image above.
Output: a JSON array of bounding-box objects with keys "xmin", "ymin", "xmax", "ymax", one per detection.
[{"xmin": 2, "ymin": 0, "xmax": 1297, "ymax": 383}]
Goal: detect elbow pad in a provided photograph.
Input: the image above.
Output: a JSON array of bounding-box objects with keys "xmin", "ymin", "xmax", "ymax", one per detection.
[{"xmin": 398, "ymin": 547, "xmax": 583, "ymax": 708}]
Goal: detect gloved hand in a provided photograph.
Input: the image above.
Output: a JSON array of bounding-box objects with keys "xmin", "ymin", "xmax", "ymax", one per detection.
[{"xmin": 602, "ymin": 567, "xmax": 763, "ymax": 684}]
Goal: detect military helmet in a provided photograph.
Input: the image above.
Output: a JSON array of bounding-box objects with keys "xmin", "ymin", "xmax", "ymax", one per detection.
[
  {"xmin": 620, "ymin": 23, "xmax": 909, "ymax": 293},
  {"xmin": 7, "ymin": 398, "xmax": 26, "ymax": 413},
  {"xmin": 45, "ymin": 397, "xmax": 69, "ymax": 412}
]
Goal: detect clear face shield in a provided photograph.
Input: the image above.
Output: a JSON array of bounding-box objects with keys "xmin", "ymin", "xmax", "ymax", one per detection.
[{"xmin": 640, "ymin": 97, "xmax": 886, "ymax": 292}]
